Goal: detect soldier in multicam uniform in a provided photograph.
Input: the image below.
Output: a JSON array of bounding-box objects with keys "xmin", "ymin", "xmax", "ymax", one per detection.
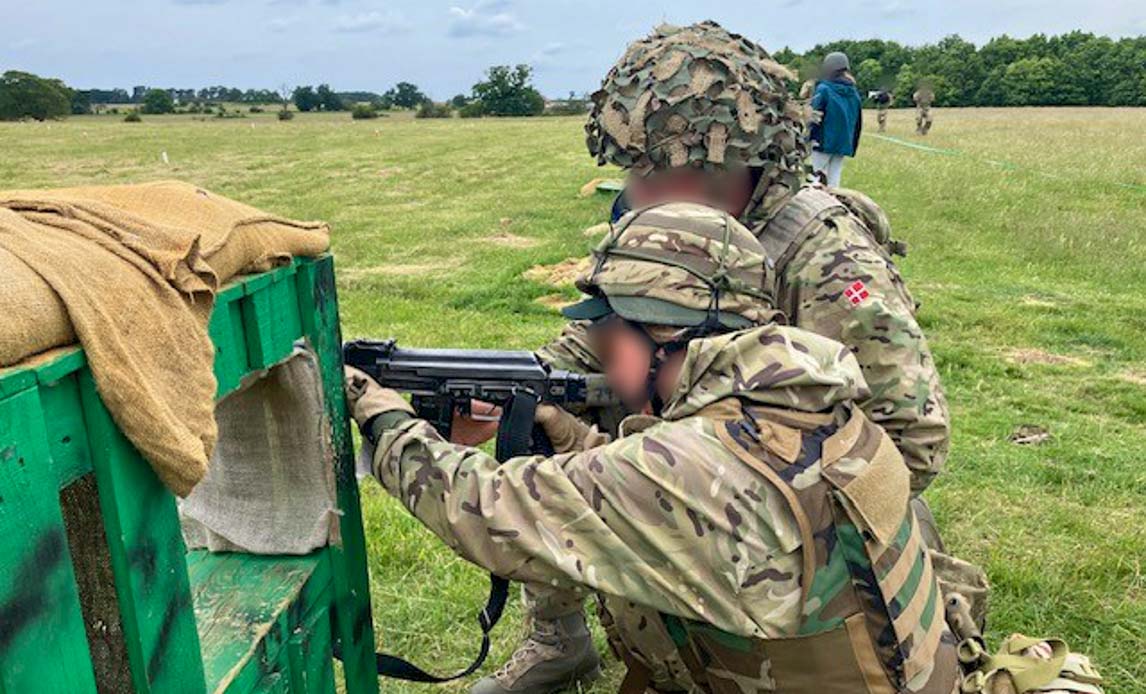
[
  {"xmin": 346, "ymin": 203, "xmax": 962, "ymax": 694},
  {"xmin": 477, "ymin": 21, "xmax": 981, "ymax": 693},
  {"xmin": 872, "ymin": 88, "xmax": 893, "ymax": 132},
  {"xmin": 913, "ymin": 85, "xmax": 935, "ymax": 135}
]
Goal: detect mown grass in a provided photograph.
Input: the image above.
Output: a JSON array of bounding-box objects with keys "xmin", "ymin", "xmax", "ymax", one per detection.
[{"xmin": 0, "ymin": 106, "xmax": 1143, "ymax": 692}]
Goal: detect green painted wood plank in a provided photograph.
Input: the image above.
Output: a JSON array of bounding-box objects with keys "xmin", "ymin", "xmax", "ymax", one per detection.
[
  {"xmin": 288, "ymin": 606, "xmax": 335, "ymax": 694},
  {"xmin": 296, "ymin": 256, "xmax": 379, "ymax": 694},
  {"xmin": 34, "ymin": 348, "xmax": 87, "ymax": 385},
  {"xmin": 242, "ymin": 266, "xmax": 303, "ymax": 370},
  {"xmin": 0, "ymin": 366, "xmax": 35, "ymax": 398},
  {"xmin": 78, "ymin": 370, "xmax": 206, "ymax": 694},
  {"xmin": 209, "ymin": 297, "xmax": 250, "ymax": 399},
  {"xmin": 0, "ymin": 387, "xmax": 98, "ymax": 693},
  {"xmin": 190, "ymin": 550, "xmax": 332, "ymax": 694},
  {"xmin": 38, "ymin": 372, "xmax": 94, "ymax": 488}
]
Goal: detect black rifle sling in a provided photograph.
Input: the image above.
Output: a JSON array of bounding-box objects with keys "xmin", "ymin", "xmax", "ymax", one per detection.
[{"xmin": 342, "ymin": 393, "xmax": 548, "ymax": 682}]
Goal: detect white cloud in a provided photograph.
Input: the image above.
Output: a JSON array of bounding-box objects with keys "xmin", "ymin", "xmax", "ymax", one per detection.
[
  {"xmin": 333, "ymin": 10, "xmax": 412, "ymax": 34},
  {"xmin": 448, "ymin": 0, "xmax": 524, "ymax": 38}
]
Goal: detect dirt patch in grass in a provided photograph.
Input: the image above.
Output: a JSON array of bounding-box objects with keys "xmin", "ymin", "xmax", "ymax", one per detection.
[
  {"xmin": 534, "ymin": 293, "xmax": 573, "ymax": 310},
  {"xmin": 1004, "ymin": 348, "xmax": 1090, "ymax": 367},
  {"xmin": 485, "ymin": 231, "xmax": 539, "ymax": 248},
  {"xmin": 522, "ymin": 257, "xmax": 591, "ymax": 287},
  {"xmin": 1019, "ymin": 295, "xmax": 1058, "ymax": 308},
  {"xmin": 583, "ymin": 222, "xmax": 610, "ymax": 237},
  {"xmin": 1119, "ymin": 370, "xmax": 1146, "ymax": 386},
  {"xmin": 378, "ymin": 167, "xmax": 403, "ymax": 178},
  {"xmin": 579, "ymin": 177, "xmax": 607, "ymax": 197}
]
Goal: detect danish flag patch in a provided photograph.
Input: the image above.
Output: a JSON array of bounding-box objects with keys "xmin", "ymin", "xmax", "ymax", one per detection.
[{"xmin": 844, "ymin": 280, "xmax": 870, "ymax": 306}]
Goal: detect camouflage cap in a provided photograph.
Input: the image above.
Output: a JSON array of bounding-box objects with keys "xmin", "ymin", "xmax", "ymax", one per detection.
[
  {"xmin": 585, "ymin": 21, "xmax": 809, "ymax": 197},
  {"xmin": 563, "ymin": 202, "xmax": 780, "ymax": 332}
]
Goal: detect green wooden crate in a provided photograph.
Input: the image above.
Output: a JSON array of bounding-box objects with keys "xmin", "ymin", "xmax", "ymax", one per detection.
[{"xmin": 0, "ymin": 256, "xmax": 378, "ymax": 694}]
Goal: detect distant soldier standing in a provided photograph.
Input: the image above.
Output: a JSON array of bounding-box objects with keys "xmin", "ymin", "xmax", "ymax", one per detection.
[
  {"xmin": 872, "ymin": 87, "xmax": 893, "ymax": 132},
  {"xmin": 914, "ymin": 84, "xmax": 935, "ymax": 135}
]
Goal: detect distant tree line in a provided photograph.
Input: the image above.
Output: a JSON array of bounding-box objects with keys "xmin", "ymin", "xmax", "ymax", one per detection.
[{"xmin": 776, "ymin": 31, "xmax": 1146, "ymax": 107}]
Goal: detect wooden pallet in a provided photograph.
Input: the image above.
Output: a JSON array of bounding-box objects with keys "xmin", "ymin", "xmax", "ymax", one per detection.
[{"xmin": 0, "ymin": 256, "xmax": 379, "ymax": 694}]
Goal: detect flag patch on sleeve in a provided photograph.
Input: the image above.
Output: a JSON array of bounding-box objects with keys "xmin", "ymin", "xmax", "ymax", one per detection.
[{"xmin": 844, "ymin": 280, "xmax": 870, "ymax": 306}]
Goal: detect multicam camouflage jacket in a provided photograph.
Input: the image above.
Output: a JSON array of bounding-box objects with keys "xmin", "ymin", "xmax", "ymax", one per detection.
[
  {"xmin": 540, "ymin": 191, "xmax": 951, "ymax": 493},
  {"xmin": 373, "ymin": 324, "xmax": 869, "ymax": 638}
]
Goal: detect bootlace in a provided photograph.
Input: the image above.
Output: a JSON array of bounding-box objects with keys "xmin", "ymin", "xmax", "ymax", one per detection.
[{"xmin": 493, "ymin": 619, "xmax": 562, "ymax": 678}]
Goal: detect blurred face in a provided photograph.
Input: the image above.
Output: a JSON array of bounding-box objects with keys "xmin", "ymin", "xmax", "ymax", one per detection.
[
  {"xmin": 590, "ymin": 318, "xmax": 687, "ymax": 412},
  {"xmin": 626, "ymin": 166, "xmax": 755, "ymax": 218},
  {"xmin": 591, "ymin": 318, "xmax": 653, "ymax": 410}
]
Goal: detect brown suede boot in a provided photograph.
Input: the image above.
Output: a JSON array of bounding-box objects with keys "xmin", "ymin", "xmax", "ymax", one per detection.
[{"xmin": 470, "ymin": 612, "xmax": 601, "ymax": 694}]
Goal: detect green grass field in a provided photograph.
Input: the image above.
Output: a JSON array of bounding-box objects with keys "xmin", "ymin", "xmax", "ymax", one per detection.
[{"xmin": 1, "ymin": 106, "xmax": 1143, "ymax": 692}]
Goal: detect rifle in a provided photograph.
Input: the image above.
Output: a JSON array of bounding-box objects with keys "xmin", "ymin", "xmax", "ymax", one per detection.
[{"xmin": 340, "ymin": 338, "xmax": 615, "ymax": 683}]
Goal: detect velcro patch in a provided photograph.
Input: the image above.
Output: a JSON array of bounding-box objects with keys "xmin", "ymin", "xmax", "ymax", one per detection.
[{"xmin": 844, "ymin": 280, "xmax": 870, "ymax": 306}]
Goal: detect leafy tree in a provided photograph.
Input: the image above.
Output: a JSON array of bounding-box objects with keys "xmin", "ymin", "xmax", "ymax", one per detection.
[
  {"xmin": 0, "ymin": 71, "xmax": 72, "ymax": 121},
  {"xmin": 315, "ymin": 84, "xmax": 344, "ymax": 111},
  {"xmin": 71, "ymin": 89, "xmax": 92, "ymax": 115},
  {"xmin": 450, "ymin": 93, "xmax": 469, "ymax": 108},
  {"xmin": 351, "ymin": 103, "xmax": 379, "ymax": 119},
  {"xmin": 471, "ymin": 64, "xmax": 544, "ymax": 117},
  {"xmin": 975, "ymin": 66, "xmax": 1008, "ymax": 106},
  {"xmin": 293, "ymin": 86, "xmax": 318, "ymax": 112},
  {"xmin": 777, "ymin": 32, "xmax": 1145, "ymax": 107},
  {"xmin": 415, "ymin": 101, "xmax": 452, "ymax": 118},
  {"xmin": 386, "ymin": 82, "xmax": 428, "ymax": 109},
  {"xmin": 458, "ymin": 100, "xmax": 485, "ymax": 118},
  {"xmin": 854, "ymin": 59, "xmax": 884, "ymax": 94},
  {"xmin": 141, "ymin": 89, "xmax": 174, "ymax": 114},
  {"xmin": 893, "ymin": 65, "xmax": 917, "ymax": 107}
]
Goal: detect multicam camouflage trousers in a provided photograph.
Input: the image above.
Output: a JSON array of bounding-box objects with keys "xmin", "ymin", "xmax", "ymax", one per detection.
[
  {"xmin": 878, "ymin": 107, "xmax": 889, "ymax": 132},
  {"xmin": 916, "ymin": 105, "xmax": 933, "ymax": 134},
  {"xmin": 523, "ymin": 498, "xmax": 989, "ymax": 693}
]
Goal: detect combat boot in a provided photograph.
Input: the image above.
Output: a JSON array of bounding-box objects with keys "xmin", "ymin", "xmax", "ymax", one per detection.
[{"xmin": 471, "ymin": 612, "xmax": 601, "ymax": 694}]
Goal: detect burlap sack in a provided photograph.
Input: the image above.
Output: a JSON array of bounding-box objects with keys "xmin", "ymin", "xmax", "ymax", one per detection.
[
  {"xmin": 180, "ymin": 349, "xmax": 338, "ymax": 555},
  {"xmin": 0, "ymin": 181, "xmax": 330, "ymax": 496}
]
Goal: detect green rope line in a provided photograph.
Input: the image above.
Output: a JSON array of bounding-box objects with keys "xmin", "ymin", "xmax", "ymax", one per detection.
[{"xmin": 870, "ymin": 133, "xmax": 1146, "ymax": 193}]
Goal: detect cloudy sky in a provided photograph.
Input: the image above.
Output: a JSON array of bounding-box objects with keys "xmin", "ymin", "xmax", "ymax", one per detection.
[{"xmin": 3, "ymin": 0, "xmax": 1143, "ymax": 98}]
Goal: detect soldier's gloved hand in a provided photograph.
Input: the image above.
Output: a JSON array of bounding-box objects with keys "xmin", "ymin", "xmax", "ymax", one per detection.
[
  {"xmin": 344, "ymin": 366, "xmax": 414, "ymax": 427},
  {"xmin": 535, "ymin": 404, "xmax": 610, "ymax": 454}
]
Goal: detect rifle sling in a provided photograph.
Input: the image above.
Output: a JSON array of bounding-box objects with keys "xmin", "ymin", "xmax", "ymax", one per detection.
[{"xmin": 341, "ymin": 391, "xmax": 540, "ymax": 682}]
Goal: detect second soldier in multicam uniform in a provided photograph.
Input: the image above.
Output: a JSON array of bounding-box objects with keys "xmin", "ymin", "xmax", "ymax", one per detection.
[
  {"xmin": 486, "ymin": 21, "xmax": 971, "ymax": 693},
  {"xmin": 346, "ymin": 203, "xmax": 963, "ymax": 694},
  {"xmin": 914, "ymin": 85, "xmax": 936, "ymax": 135}
]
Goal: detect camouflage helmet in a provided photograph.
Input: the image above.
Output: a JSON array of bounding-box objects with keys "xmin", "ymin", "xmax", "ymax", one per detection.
[
  {"xmin": 585, "ymin": 21, "xmax": 811, "ymax": 223},
  {"xmin": 562, "ymin": 202, "xmax": 780, "ymax": 333}
]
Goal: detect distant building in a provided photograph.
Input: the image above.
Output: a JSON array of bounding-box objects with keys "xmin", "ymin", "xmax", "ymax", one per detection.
[{"xmin": 132, "ymin": 85, "xmax": 148, "ymax": 103}]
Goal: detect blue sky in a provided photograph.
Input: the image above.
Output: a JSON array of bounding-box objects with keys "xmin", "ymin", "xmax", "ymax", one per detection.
[{"xmin": 3, "ymin": 0, "xmax": 1143, "ymax": 98}]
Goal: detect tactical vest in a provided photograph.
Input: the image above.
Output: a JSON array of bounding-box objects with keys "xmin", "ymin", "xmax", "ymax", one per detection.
[
  {"xmin": 658, "ymin": 403, "xmax": 960, "ymax": 694},
  {"xmin": 756, "ymin": 186, "xmax": 914, "ymax": 321},
  {"xmin": 759, "ymin": 186, "xmax": 905, "ymax": 277}
]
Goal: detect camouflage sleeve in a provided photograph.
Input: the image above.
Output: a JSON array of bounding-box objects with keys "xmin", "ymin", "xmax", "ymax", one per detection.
[
  {"xmin": 534, "ymin": 320, "xmax": 602, "ymax": 373},
  {"xmin": 783, "ymin": 217, "xmax": 950, "ymax": 492},
  {"xmin": 370, "ymin": 416, "xmax": 803, "ymax": 637}
]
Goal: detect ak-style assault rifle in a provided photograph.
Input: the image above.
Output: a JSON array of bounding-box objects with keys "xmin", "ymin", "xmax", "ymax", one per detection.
[
  {"xmin": 340, "ymin": 339, "xmax": 615, "ymax": 683},
  {"xmin": 343, "ymin": 339, "xmax": 614, "ymax": 453}
]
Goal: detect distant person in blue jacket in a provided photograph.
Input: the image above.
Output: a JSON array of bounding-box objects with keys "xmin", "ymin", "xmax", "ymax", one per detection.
[{"xmin": 809, "ymin": 51, "xmax": 862, "ymax": 188}]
